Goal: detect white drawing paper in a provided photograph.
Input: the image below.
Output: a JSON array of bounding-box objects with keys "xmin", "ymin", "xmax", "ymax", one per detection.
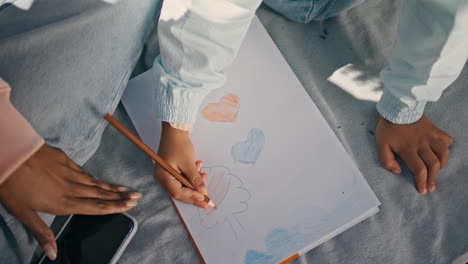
[{"xmin": 121, "ymin": 17, "xmax": 380, "ymax": 264}]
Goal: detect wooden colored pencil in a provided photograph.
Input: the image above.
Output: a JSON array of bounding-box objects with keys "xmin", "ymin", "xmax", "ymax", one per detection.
[{"xmin": 104, "ymin": 113, "xmax": 215, "ymax": 208}]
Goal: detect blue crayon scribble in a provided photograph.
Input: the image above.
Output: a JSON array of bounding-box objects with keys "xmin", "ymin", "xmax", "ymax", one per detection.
[
  {"xmin": 245, "ymin": 174, "xmax": 373, "ymax": 264},
  {"xmin": 232, "ymin": 128, "xmax": 265, "ymax": 164},
  {"xmin": 245, "ymin": 251, "xmax": 277, "ymax": 264},
  {"xmin": 245, "ymin": 228, "xmax": 311, "ymax": 264}
]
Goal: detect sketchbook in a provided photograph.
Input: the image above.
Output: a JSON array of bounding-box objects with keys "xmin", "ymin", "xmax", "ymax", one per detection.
[{"xmin": 121, "ymin": 17, "xmax": 380, "ymax": 264}]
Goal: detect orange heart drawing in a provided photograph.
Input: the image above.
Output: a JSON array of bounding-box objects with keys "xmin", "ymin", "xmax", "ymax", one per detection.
[{"xmin": 201, "ymin": 93, "xmax": 240, "ymax": 122}]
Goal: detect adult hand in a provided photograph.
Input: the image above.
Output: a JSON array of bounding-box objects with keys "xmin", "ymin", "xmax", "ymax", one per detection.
[
  {"xmin": 155, "ymin": 122, "xmax": 209, "ymax": 208},
  {"xmin": 376, "ymin": 115, "xmax": 453, "ymax": 194},
  {"xmin": 0, "ymin": 145, "xmax": 142, "ymax": 260}
]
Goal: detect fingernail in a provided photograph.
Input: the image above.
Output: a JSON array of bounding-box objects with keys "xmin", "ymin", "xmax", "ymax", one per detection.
[
  {"xmin": 44, "ymin": 243, "xmax": 57, "ymax": 260},
  {"xmin": 125, "ymin": 201, "xmax": 137, "ymax": 207},
  {"xmin": 420, "ymin": 188, "xmax": 428, "ymax": 195},
  {"xmin": 392, "ymin": 169, "xmax": 401, "ymax": 174},
  {"xmin": 117, "ymin": 186, "xmax": 129, "ymax": 192},
  {"xmin": 207, "ymin": 200, "xmax": 216, "ymax": 208},
  {"xmin": 429, "ymin": 185, "xmax": 436, "ymax": 192},
  {"xmin": 129, "ymin": 192, "xmax": 142, "ymax": 199}
]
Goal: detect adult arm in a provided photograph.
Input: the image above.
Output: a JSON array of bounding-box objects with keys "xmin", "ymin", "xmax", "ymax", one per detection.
[
  {"xmin": 0, "ymin": 79, "xmax": 142, "ymax": 260},
  {"xmin": 0, "ymin": 78, "xmax": 44, "ymax": 183}
]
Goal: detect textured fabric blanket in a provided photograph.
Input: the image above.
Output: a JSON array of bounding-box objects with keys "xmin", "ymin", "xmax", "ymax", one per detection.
[{"xmin": 83, "ymin": 0, "xmax": 468, "ymax": 263}]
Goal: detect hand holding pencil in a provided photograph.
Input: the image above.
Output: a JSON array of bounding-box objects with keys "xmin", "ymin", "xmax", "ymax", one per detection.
[
  {"xmin": 156, "ymin": 122, "xmax": 214, "ymax": 208},
  {"xmin": 105, "ymin": 114, "xmax": 215, "ymax": 209}
]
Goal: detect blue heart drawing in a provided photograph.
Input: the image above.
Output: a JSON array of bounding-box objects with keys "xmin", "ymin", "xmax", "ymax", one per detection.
[
  {"xmin": 244, "ymin": 228, "xmax": 311, "ymax": 264},
  {"xmin": 231, "ymin": 128, "xmax": 265, "ymax": 164}
]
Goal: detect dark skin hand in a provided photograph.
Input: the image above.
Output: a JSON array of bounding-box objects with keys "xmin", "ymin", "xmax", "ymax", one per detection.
[
  {"xmin": 0, "ymin": 145, "xmax": 142, "ymax": 260},
  {"xmin": 376, "ymin": 115, "xmax": 453, "ymax": 194}
]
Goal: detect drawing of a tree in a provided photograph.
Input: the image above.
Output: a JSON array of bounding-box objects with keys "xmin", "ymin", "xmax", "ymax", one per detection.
[{"xmin": 197, "ymin": 166, "xmax": 251, "ymax": 239}]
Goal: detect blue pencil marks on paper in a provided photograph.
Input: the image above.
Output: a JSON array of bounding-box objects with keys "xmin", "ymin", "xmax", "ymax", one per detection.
[
  {"xmin": 245, "ymin": 251, "xmax": 277, "ymax": 264},
  {"xmin": 245, "ymin": 228, "xmax": 311, "ymax": 264},
  {"xmin": 318, "ymin": 173, "xmax": 364, "ymax": 227},
  {"xmin": 244, "ymin": 174, "xmax": 366, "ymax": 264},
  {"xmin": 197, "ymin": 166, "xmax": 251, "ymax": 240},
  {"xmin": 232, "ymin": 128, "xmax": 265, "ymax": 164}
]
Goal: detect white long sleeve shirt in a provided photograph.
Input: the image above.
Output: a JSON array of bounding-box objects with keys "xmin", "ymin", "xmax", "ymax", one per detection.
[
  {"xmin": 154, "ymin": 0, "xmax": 468, "ymax": 125},
  {"xmin": 378, "ymin": 0, "xmax": 468, "ymax": 124}
]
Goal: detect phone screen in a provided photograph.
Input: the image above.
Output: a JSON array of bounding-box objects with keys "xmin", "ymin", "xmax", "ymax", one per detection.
[{"xmin": 41, "ymin": 214, "xmax": 135, "ymax": 264}]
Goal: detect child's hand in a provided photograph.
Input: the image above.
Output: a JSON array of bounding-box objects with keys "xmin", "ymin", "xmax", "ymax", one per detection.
[
  {"xmin": 155, "ymin": 122, "xmax": 209, "ymax": 208},
  {"xmin": 376, "ymin": 115, "xmax": 453, "ymax": 194}
]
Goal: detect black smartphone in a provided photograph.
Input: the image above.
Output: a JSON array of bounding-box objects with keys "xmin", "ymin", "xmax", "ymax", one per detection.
[{"xmin": 38, "ymin": 213, "xmax": 138, "ymax": 264}]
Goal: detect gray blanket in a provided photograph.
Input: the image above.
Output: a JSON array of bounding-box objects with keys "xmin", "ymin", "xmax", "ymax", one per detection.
[{"xmin": 83, "ymin": 0, "xmax": 468, "ymax": 263}]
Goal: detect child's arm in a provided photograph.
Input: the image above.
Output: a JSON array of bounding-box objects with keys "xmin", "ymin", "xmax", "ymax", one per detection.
[
  {"xmin": 376, "ymin": 0, "xmax": 467, "ymax": 194},
  {"xmin": 153, "ymin": 0, "xmax": 262, "ymax": 207}
]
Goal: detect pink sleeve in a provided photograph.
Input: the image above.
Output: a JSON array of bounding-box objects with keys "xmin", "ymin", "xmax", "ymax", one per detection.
[{"xmin": 0, "ymin": 79, "xmax": 44, "ymax": 185}]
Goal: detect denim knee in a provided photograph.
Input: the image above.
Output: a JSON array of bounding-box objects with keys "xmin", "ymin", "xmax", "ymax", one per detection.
[
  {"xmin": 263, "ymin": 0, "xmax": 365, "ymax": 23},
  {"xmin": 0, "ymin": 0, "xmax": 162, "ymax": 165},
  {"xmin": 263, "ymin": 0, "xmax": 315, "ymax": 23}
]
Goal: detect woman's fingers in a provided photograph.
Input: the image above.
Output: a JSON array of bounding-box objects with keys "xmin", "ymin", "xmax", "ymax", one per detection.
[
  {"xmin": 66, "ymin": 168, "xmax": 141, "ymax": 201},
  {"xmin": 67, "ymin": 197, "xmax": 137, "ymax": 215},
  {"xmin": 65, "ymin": 171, "xmax": 141, "ymax": 214},
  {"xmin": 72, "ymin": 168, "xmax": 131, "ymax": 193},
  {"xmin": 70, "ymin": 182, "xmax": 142, "ymax": 201},
  {"xmin": 16, "ymin": 209, "xmax": 57, "ymax": 260},
  {"xmin": 0, "ymin": 144, "xmax": 143, "ymax": 260}
]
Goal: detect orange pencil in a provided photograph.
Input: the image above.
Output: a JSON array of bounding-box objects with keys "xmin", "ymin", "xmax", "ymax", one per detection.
[{"xmin": 104, "ymin": 113, "xmax": 215, "ymax": 208}]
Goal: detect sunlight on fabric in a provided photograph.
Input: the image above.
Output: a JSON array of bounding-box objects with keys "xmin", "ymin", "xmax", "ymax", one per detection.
[
  {"xmin": 192, "ymin": 0, "xmax": 254, "ymax": 22},
  {"xmin": 452, "ymin": 251, "xmax": 468, "ymax": 264},
  {"xmin": 159, "ymin": 0, "xmax": 189, "ymax": 21},
  {"xmin": 159, "ymin": 0, "xmax": 252, "ymax": 22},
  {"xmin": 328, "ymin": 64, "xmax": 383, "ymax": 102},
  {"xmin": 3, "ymin": 0, "xmax": 34, "ymax": 10}
]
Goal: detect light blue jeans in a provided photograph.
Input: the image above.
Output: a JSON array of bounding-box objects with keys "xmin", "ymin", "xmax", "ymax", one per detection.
[
  {"xmin": 0, "ymin": 0, "xmax": 362, "ymax": 263},
  {"xmin": 264, "ymin": 0, "xmax": 364, "ymax": 23},
  {"xmin": 0, "ymin": 0, "xmax": 162, "ymax": 263}
]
